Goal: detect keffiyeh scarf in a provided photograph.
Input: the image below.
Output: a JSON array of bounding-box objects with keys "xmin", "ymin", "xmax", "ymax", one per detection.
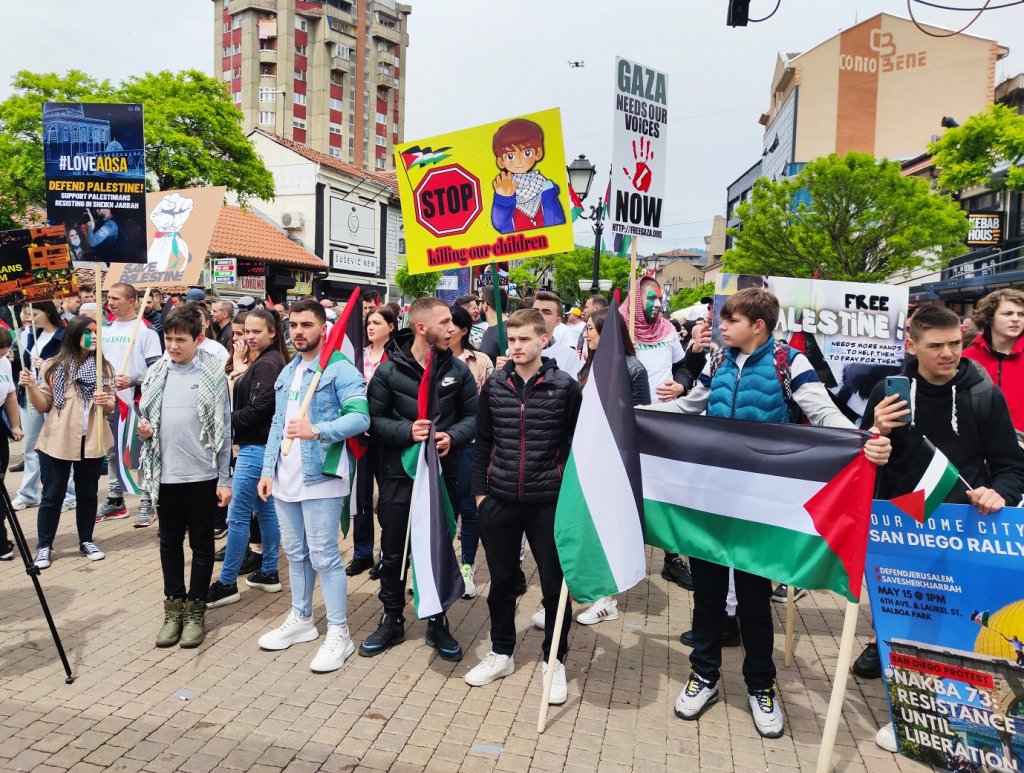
[
  {"xmin": 52, "ymin": 355, "xmax": 108, "ymax": 411},
  {"xmin": 512, "ymin": 171, "xmax": 546, "ymax": 218},
  {"xmin": 619, "ymin": 281, "xmax": 675, "ymax": 344}
]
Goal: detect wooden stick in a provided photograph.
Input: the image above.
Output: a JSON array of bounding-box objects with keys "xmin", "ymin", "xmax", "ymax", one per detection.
[
  {"xmin": 117, "ymin": 288, "xmax": 151, "ymax": 375},
  {"xmin": 815, "ymin": 600, "xmax": 861, "ymax": 773},
  {"xmin": 627, "ymin": 239, "xmax": 638, "ymax": 341},
  {"xmin": 399, "ymin": 492, "xmax": 413, "ymax": 583},
  {"xmin": 94, "ymin": 264, "xmax": 104, "ymax": 452},
  {"xmin": 281, "ymin": 370, "xmax": 322, "ymax": 456},
  {"xmin": 784, "ymin": 584, "xmax": 796, "ymax": 667},
  {"xmin": 537, "ymin": 580, "xmax": 569, "ymax": 733}
]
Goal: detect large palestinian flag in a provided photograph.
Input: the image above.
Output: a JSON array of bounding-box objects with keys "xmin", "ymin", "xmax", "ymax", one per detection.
[
  {"xmin": 114, "ymin": 396, "xmax": 143, "ymax": 496},
  {"xmin": 554, "ymin": 297, "xmax": 646, "ymax": 605},
  {"xmin": 636, "ymin": 412, "xmax": 877, "ymax": 602},
  {"xmin": 402, "ymin": 350, "xmax": 464, "ymax": 619}
]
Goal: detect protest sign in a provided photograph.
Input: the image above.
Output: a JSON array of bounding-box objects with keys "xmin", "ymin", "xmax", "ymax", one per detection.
[
  {"xmin": 104, "ymin": 187, "xmax": 225, "ymax": 289},
  {"xmin": 0, "ymin": 225, "xmax": 78, "ymax": 305},
  {"xmin": 866, "ymin": 501, "xmax": 1024, "ymax": 772},
  {"xmin": 610, "ymin": 57, "xmax": 668, "ymax": 240},
  {"xmin": 394, "ymin": 108, "xmax": 574, "ymax": 275},
  {"xmin": 43, "ymin": 103, "xmax": 147, "ymax": 264},
  {"xmin": 714, "ymin": 274, "xmax": 909, "ymax": 420}
]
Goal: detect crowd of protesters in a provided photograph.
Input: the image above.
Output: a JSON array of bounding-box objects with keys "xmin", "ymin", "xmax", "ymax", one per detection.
[{"xmin": 4, "ymin": 276, "xmax": 1023, "ymax": 750}]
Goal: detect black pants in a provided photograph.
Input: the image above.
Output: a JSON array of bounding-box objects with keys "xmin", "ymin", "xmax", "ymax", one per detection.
[
  {"xmin": 689, "ymin": 556, "xmax": 775, "ymax": 691},
  {"xmin": 158, "ymin": 479, "xmax": 217, "ymax": 600},
  {"xmin": 376, "ymin": 472, "xmax": 459, "ymax": 618},
  {"xmin": 479, "ymin": 497, "xmax": 571, "ymax": 662},
  {"xmin": 37, "ymin": 446, "xmax": 102, "ymax": 550},
  {"xmin": 0, "ymin": 432, "xmax": 9, "ymax": 546},
  {"xmin": 353, "ymin": 441, "xmax": 382, "ymax": 562}
]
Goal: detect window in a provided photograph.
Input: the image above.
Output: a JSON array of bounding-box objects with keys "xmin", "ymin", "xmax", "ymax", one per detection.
[
  {"xmin": 259, "ymin": 111, "xmax": 275, "ymax": 125},
  {"xmin": 330, "ymin": 72, "xmax": 344, "ymax": 86},
  {"xmin": 375, "ymin": 112, "xmax": 387, "ymax": 124},
  {"xmin": 232, "ymin": 90, "xmax": 242, "ymax": 103},
  {"xmin": 222, "ymin": 70, "xmax": 232, "ymax": 82},
  {"xmin": 329, "ymin": 147, "xmax": 342, "ymax": 158},
  {"xmin": 223, "ymin": 21, "xmax": 230, "ymax": 33},
  {"xmin": 375, "ymin": 158, "xmax": 386, "ymax": 170},
  {"xmin": 393, "ymin": 122, "xmax": 398, "ymax": 133},
  {"xmin": 233, "ymin": 68, "xmax": 240, "ymax": 79},
  {"xmin": 294, "ymin": 70, "xmax": 305, "ymax": 81},
  {"xmin": 295, "ymin": 17, "xmax": 307, "ymax": 31},
  {"xmin": 234, "ymin": 43, "xmax": 242, "ymax": 54},
  {"xmin": 295, "ymin": 44, "xmax": 306, "ymax": 55},
  {"xmin": 260, "ymin": 87, "xmax": 277, "ymax": 102},
  {"xmin": 222, "ymin": 47, "xmax": 232, "ymax": 58},
  {"xmin": 293, "ymin": 92, "xmax": 306, "ymax": 105},
  {"xmin": 330, "ymin": 98, "xmax": 343, "ymax": 111},
  {"xmin": 329, "ymin": 124, "xmax": 343, "ymax": 135},
  {"xmin": 293, "ymin": 118, "xmax": 306, "ymax": 130},
  {"xmin": 376, "ymin": 137, "xmax": 386, "ymax": 147},
  {"xmin": 232, "ymin": 15, "xmax": 242, "ymax": 29}
]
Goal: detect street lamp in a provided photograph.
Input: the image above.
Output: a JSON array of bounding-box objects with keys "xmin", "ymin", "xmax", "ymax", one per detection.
[{"xmin": 566, "ymin": 154, "xmax": 604, "ymax": 295}]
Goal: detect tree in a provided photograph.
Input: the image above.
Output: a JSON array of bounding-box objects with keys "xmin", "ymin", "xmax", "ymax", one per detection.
[
  {"xmin": 519, "ymin": 248, "xmax": 633, "ymax": 304},
  {"xmin": 725, "ymin": 152, "xmax": 968, "ymax": 283},
  {"xmin": 0, "ymin": 69, "xmax": 275, "ymax": 230},
  {"xmin": 929, "ymin": 103, "xmax": 1024, "ymax": 193},
  {"xmin": 395, "ymin": 261, "xmax": 441, "ymax": 299},
  {"xmin": 669, "ymin": 281, "xmax": 715, "ymax": 313}
]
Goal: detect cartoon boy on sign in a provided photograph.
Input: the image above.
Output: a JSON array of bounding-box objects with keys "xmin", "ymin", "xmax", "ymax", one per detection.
[{"xmin": 490, "ymin": 118, "xmax": 566, "ymax": 234}]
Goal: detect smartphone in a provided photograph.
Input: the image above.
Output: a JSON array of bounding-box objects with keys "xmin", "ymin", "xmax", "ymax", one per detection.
[{"xmin": 884, "ymin": 376, "xmax": 912, "ymax": 425}]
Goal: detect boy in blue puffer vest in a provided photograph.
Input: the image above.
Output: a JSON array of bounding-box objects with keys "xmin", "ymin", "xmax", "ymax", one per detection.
[{"xmin": 643, "ymin": 288, "xmax": 891, "ymax": 739}]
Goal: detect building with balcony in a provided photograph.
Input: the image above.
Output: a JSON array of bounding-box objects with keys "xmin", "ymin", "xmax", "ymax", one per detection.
[{"xmin": 214, "ymin": 0, "xmax": 411, "ymax": 172}]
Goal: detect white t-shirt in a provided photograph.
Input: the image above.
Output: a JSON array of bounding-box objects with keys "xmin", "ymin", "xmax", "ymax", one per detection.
[
  {"xmin": 103, "ymin": 319, "xmax": 162, "ymax": 404},
  {"xmin": 636, "ymin": 334, "xmax": 685, "ymax": 403},
  {"xmin": 0, "ymin": 357, "xmax": 14, "ymax": 400},
  {"xmin": 200, "ymin": 338, "xmax": 228, "ymax": 367},
  {"xmin": 544, "ymin": 338, "xmax": 582, "ymax": 380},
  {"xmin": 273, "ymin": 360, "xmax": 348, "ymax": 503},
  {"xmin": 556, "ymin": 320, "xmax": 585, "ymax": 347}
]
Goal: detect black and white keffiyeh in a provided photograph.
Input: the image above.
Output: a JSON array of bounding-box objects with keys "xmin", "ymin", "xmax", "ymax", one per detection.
[
  {"xmin": 511, "ymin": 171, "xmax": 546, "ymax": 218},
  {"xmin": 52, "ymin": 355, "xmax": 106, "ymax": 411}
]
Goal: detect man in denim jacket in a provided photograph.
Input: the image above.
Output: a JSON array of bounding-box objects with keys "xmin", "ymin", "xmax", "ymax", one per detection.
[{"xmin": 256, "ymin": 298, "xmax": 371, "ymax": 674}]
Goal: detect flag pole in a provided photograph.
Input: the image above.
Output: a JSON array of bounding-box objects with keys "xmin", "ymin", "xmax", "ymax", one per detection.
[
  {"xmin": 784, "ymin": 584, "xmax": 796, "ymax": 667},
  {"xmin": 94, "ymin": 263, "xmax": 105, "ymax": 452},
  {"xmin": 281, "ymin": 371, "xmax": 323, "ymax": 457},
  {"xmin": 537, "ymin": 579, "xmax": 569, "ymax": 733},
  {"xmin": 815, "ymin": 599, "xmax": 861, "ymax": 773},
  {"xmin": 117, "ymin": 288, "xmax": 152, "ymax": 375},
  {"xmin": 627, "ymin": 239, "xmax": 638, "ymax": 341}
]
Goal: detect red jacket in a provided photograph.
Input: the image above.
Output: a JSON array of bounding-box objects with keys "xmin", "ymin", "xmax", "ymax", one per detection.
[{"xmin": 963, "ymin": 333, "xmax": 1024, "ymax": 431}]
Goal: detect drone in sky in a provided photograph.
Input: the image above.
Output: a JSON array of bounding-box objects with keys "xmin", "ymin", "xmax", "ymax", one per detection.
[{"xmin": 568, "ymin": 61, "xmax": 585, "ymax": 68}]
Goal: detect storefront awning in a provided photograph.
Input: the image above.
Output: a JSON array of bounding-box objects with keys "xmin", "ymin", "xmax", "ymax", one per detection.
[{"xmin": 912, "ymin": 269, "xmax": 1024, "ymax": 302}]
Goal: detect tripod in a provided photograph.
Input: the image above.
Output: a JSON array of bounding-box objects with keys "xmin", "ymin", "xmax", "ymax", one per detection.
[{"xmin": 1, "ymin": 480, "xmax": 74, "ymax": 684}]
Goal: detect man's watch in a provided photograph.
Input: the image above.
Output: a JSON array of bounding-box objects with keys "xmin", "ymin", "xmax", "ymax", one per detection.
[{"xmin": 311, "ymin": 424, "xmax": 321, "ymax": 440}]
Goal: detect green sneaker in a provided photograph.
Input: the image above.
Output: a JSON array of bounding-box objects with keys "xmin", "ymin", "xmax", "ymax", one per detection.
[
  {"xmin": 156, "ymin": 598, "xmax": 184, "ymax": 648},
  {"xmin": 180, "ymin": 600, "xmax": 207, "ymax": 649}
]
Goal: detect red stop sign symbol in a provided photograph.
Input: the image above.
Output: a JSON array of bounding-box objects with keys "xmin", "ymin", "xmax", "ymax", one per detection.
[{"xmin": 413, "ymin": 164, "xmax": 482, "ymax": 237}]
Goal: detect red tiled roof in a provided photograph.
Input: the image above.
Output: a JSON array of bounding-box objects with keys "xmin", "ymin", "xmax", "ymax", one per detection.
[
  {"xmin": 253, "ymin": 130, "xmax": 398, "ymax": 195},
  {"xmin": 209, "ymin": 206, "xmax": 327, "ymax": 270}
]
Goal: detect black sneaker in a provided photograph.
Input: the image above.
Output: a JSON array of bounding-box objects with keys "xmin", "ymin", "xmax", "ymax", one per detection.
[
  {"xmin": 245, "ymin": 571, "xmax": 282, "ymax": 592},
  {"xmin": 771, "ymin": 584, "xmax": 808, "ymax": 603},
  {"xmin": 368, "ymin": 561, "xmax": 381, "ymax": 580},
  {"xmin": 238, "ymin": 548, "xmax": 263, "ymax": 575},
  {"xmin": 0, "ymin": 541, "xmax": 13, "ymax": 561},
  {"xmin": 10, "ymin": 461, "xmax": 24, "ymax": 473},
  {"xmin": 679, "ymin": 615, "xmax": 741, "ymax": 648},
  {"xmin": 346, "ymin": 556, "xmax": 374, "ymax": 576},
  {"xmin": 213, "ymin": 526, "xmax": 228, "ymax": 540},
  {"xmin": 425, "ymin": 615, "xmax": 463, "ymax": 662},
  {"xmin": 661, "ymin": 554, "xmax": 694, "ymax": 590},
  {"xmin": 359, "ymin": 613, "xmax": 405, "ymax": 657},
  {"xmin": 513, "ymin": 569, "xmax": 527, "ymax": 597},
  {"xmin": 852, "ymin": 642, "xmax": 882, "ymax": 679},
  {"xmin": 214, "ymin": 546, "xmax": 226, "ymax": 562},
  {"xmin": 206, "ymin": 581, "xmax": 240, "ymax": 608}
]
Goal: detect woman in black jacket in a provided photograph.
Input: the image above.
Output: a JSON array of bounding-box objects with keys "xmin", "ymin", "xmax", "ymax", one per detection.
[{"xmin": 207, "ymin": 309, "xmax": 289, "ymax": 607}]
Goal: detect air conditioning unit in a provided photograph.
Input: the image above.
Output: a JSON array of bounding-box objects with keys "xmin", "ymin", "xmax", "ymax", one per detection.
[{"xmin": 281, "ymin": 211, "xmax": 304, "ymax": 230}]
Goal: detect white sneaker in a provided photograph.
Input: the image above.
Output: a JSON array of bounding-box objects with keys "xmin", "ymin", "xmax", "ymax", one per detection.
[
  {"xmin": 258, "ymin": 611, "xmax": 319, "ymax": 651},
  {"xmin": 542, "ymin": 661, "xmax": 567, "ymax": 705},
  {"xmin": 576, "ymin": 597, "xmax": 619, "ymax": 625},
  {"xmin": 461, "ymin": 564, "xmax": 476, "ymax": 599},
  {"xmin": 61, "ymin": 499, "xmax": 77, "ymax": 513},
  {"xmin": 465, "ymin": 652, "xmax": 514, "ymax": 687},
  {"xmin": 875, "ymin": 722, "xmax": 898, "ymax": 753},
  {"xmin": 674, "ymin": 671, "xmax": 719, "ymax": 720},
  {"xmin": 33, "ymin": 546, "xmax": 52, "ymax": 569},
  {"xmin": 309, "ymin": 625, "xmax": 354, "ymax": 673},
  {"xmin": 79, "ymin": 541, "xmax": 105, "ymax": 561},
  {"xmin": 748, "ymin": 687, "xmax": 785, "ymax": 738},
  {"xmin": 11, "ymin": 497, "xmax": 37, "ymax": 512},
  {"xmin": 531, "ymin": 608, "xmax": 546, "ymax": 630}
]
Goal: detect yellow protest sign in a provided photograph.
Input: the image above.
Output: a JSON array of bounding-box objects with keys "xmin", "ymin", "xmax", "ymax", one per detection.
[{"xmin": 395, "ymin": 108, "xmax": 575, "ymax": 275}]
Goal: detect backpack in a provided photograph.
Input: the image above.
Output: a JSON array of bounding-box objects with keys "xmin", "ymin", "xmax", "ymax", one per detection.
[{"xmin": 708, "ymin": 339, "xmax": 806, "ymax": 424}]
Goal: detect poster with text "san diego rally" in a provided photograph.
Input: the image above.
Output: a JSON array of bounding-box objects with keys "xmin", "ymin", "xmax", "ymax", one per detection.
[
  {"xmin": 43, "ymin": 102, "xmax": 147, "ymax": 264},
  {"xmin": 866, "ymin": 501, "xmax": 1024, "ymax": 772}
]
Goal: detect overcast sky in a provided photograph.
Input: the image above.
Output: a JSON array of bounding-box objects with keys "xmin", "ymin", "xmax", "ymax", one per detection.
[{"xmin": 5, "ymin": 0, "xmax": 1023, "ymax": 252}]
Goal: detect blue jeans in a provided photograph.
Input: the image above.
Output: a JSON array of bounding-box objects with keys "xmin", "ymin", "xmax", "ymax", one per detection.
[
  {"xmin": 220, "ymin": 445, "xmax": 280, "ymax": 585},
  {"xmin": 457, "ymin": 442, "xmax": 480, "ymax": 566},
  {"xmin": 17, "ymin": 405, "xmax": 75, "ymax": 507},
  {"xmin": 275, "ymin": 497, "xmax": 348, "ymax": 626}
]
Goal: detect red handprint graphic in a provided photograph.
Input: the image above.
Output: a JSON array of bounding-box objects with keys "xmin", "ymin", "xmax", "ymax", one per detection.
[{"xmin": 623, "ymin": 137, "xmax": 654, "ymax": 192}]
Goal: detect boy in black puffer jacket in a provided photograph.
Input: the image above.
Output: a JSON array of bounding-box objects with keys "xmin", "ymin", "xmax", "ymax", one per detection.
[{"xmin": 465, "ymin": 309, "xmax": 582, "ymax": 704}]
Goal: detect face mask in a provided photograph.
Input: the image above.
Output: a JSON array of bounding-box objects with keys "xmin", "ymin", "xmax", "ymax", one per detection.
[{"xmin": 69, "ymin": 235, "xmax": 81, "ymax": 247}]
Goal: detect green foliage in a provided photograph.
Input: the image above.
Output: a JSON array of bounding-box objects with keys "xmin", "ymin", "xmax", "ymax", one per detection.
[
  {"xmin": 928, "ymin": 103, "xmax": 1024, "ymax": 193},
  {"xmin": 519, "ymin": 247, "xmax": 632, "ymax": 305},
  {"xmin": 669, "ymin": 281, "xmax": 715, "ymax": 313},
  {"xmin": 395, "ymin": 261, "xmax": 441, "ymax": 299},
  {"xmin": 0, "ymin": 69, "xmax": 275, "ymax": 230},
  {"xmin": 725, "ymin": 152, "xmax": 968, "ymax": 282},
  {"xmin": 508, "ymin": 265, "xmax": 538, "ymax": 294}
]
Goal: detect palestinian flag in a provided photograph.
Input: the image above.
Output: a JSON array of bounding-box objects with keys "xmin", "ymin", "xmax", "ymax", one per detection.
[
  {"xmin": 887, "ymin": 437, "xmax": 959, "ymax": 524},
  {"xmin": 401, "ymin": 350, "xmax": 464, "ymax": 618},
  {"xmin": 114, "ymin": 396, "xmax": 144, "ymax": 496},
  {"xmin": 971, "ymin": 610, "xmax": 990, "ymax": 627},
  {"xmin": 399, "ymin": 145, "xmax": 453, "ymax": 171},
  {"xmin": 601, "ymin": 180, "xmax": 632, "ymax": 258},
  {"xmin": 569, "ymin": 183, "xmax": 584, "ymax": 222},
  {"xmin": 555, "ymin": 295, "xmax": 646, "ymax": 604},
  {"xmin": 636, "ymin": 412, "xmax": 877, "ymax": 602}
]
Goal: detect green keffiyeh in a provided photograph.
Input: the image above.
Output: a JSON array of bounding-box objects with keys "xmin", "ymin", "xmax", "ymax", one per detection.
[{"xmin": 138, "ymin": 349, "xmax": 228, "ymax": 504}]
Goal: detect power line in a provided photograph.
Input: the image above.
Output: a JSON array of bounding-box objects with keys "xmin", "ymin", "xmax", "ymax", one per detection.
[
  {"xmin": 906, "ymin": 0, "xmax": 1000, "ymax": 37},
  {"xmin": 749, "ymin": 0, "xmax": 783, "ymax": 22}
]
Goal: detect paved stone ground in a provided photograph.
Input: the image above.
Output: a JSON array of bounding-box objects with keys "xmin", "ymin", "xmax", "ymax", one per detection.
[{"xmin": 0, "ymin": 462, "xmax": 931, "ymax": 772}]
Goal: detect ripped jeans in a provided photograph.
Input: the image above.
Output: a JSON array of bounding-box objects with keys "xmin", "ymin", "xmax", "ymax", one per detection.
[{"xmin": 274, "ymin": 497, "xmax": 348, "ymax": 627}]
